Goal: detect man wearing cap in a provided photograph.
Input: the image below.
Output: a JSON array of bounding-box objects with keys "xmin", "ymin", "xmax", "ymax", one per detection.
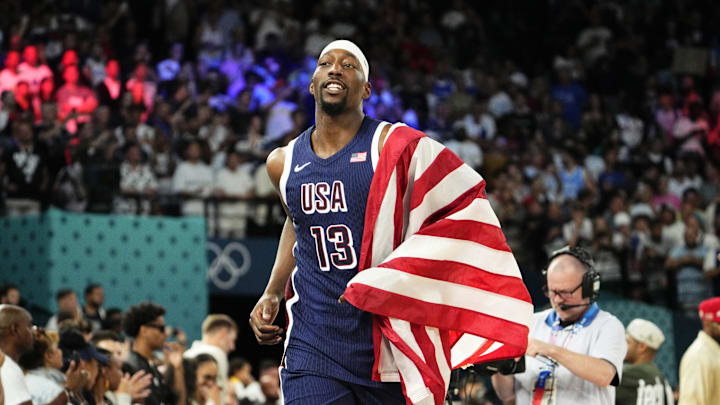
[
  {"xmin": 249, "ymin": 39, "xmax": 531, "ymax": 404},
  {"xmin": 678, "ymin": 297, "xmax": 720, "ymax": 404},
  {"xmin": 58, "ymin": 327, "xmax": 110, "ymax": 403},
  {"xmin": 617, "ymin": 319, "xmax": 674, "ymax": 405}
]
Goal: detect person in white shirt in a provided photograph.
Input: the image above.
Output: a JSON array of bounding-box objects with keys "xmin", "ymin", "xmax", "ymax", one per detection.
[
  {"xmin": 184, "ymin": 315, "xmax": 238, "ymax": 405},
  {"xmin": 213, "ymin": 150, "xmax": 255, "ymax": 238},
  {"xmin": 461, "ymin": 97, "xmax": 496, "ymax": 141},
  {"xmin": 1, "ymin": 306, "xmax": 82, "ymax": 405},
  {"xmin": 0, "ymin": 51, "xmax": 21, "ymax": 96},
  {"xmin": 228, "ymin": 358, "xmax": 265, "ymax": 405},
  {"xmin": 45, "ymin": 289, "xmax": 81, "ymax": 332},
  {"xmin": 492, "ymin": 246, "xmax": 627, "ymax": 405},
  {"xmin": 0, "ymin": 305, "xmax": 34, "ymax": 405},
  {"xmin": 115, "ymin": 143, "xmax": 158, "ymax": 215},
  {"xmin": 17, "ymin": 46, "xmax": 53, "ymax": 96},
  {"xmin": 19, "ymin": 328, "xmax": 87, "ymax": 405},
  {"xmin": 173, "ymin": 141, "xmax": 214, "ymax": 216}
]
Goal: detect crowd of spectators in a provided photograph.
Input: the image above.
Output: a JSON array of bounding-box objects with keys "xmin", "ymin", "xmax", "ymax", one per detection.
[
  {"xmin": 0, "ymin": 1, "xmax": 720, "ymax": 312},
  {"xmin": 0, "ymin": 283, "xmax": 281, "ymax": 405}
]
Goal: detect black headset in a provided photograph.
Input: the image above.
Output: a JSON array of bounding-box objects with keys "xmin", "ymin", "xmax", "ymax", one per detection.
[{"xmin": 541, "ymin": 245, "xmax": 601, "ymax": 301}]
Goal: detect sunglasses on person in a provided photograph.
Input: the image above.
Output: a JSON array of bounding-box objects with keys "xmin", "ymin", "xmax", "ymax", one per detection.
[{"xmin": 144, "ymin": 323, "xmax": 166, "ymax": 333}]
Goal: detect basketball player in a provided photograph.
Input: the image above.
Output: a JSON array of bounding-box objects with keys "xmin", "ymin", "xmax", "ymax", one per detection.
[
  {"xmin": 249, "ymin": 40, "xmax": 531, "ymax": 404},
  {"xmin": 249, "ymin": 39, "xmax": 403, "ymax": 404}
]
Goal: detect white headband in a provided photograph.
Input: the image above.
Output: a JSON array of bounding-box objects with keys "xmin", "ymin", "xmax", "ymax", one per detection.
[{"xmin": 319, "ymin": 39, "xmax": 369, "ymax": 82}]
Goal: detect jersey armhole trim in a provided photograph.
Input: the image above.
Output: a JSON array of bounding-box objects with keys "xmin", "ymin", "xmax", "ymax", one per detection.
[
  {"xmin": 372, "ymin": 122, "xmax": 407, "ymax": 171},
  {"xmin": 371, "ymin": 121, "xmax": 388, "ymax": 171},
  {"xmin": 279, "ymin": 138, "xmax": 297, "ymax": 205}
]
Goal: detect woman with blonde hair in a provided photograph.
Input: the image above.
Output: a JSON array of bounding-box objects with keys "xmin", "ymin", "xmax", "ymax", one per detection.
[{"xmin": 18, "ymin": 328, "xmax": 85, "ymax": 405}]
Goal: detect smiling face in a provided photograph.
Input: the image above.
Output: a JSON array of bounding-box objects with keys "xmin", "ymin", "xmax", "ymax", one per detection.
[{"xmin": 309, "ymin": 49, "xmax": 370, "ymax": 116}]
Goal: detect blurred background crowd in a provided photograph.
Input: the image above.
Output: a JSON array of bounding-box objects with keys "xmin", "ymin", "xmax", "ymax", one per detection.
[
  {"xmin": 2, "ymin": 0, "xmax": 720, "ymax": 403},
  {"xmin": 0, "ymin": 0, "xmax": 719, "ymax": 313}
]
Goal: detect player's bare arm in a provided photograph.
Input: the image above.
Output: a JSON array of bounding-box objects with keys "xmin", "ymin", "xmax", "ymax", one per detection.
[{"xmin": 249, "ymin": 146, "xmax": 296, "ymax": 345}]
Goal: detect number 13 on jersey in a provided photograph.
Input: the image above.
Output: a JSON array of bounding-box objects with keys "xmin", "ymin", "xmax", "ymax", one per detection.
[{"xmin": 309, "ymin": 224, "xmax": 358, "ymax": 271}]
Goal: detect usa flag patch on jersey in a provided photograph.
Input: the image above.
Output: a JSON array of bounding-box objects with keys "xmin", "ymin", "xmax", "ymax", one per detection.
[{"xmin": 350, "ymin": 152, "xmax": 367, "ymax": 163}]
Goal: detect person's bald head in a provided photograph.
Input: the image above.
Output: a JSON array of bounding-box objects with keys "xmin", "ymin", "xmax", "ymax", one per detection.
[
  {"xmin": 546, "ymin": 253, "xmax": 592, "ymax": 322},
  {"xmin": 0, "ymin": 304, "xmax": 31, "ymax": 332},
  {"xmin": 0, "ymin": 304, "xmax": 34, "ymax": 358},
  {"xmin": 547, "ymin": 253, "xmax": 588, "ymax": 276}
]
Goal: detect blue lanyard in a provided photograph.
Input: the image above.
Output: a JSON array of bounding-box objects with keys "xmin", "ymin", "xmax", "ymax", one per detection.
[
  {"xmin": 544, "ymin": 303, "xmax": 599, "ymax": 346},
  {"xmin": 545, "ymin": 302, "xmax": 599, "ymax": 331}
]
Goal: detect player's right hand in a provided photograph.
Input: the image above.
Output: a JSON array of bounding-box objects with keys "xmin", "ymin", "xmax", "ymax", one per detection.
[{"xmin": 249, "ymin": 293, "xmax": 284, "ymax": 345}]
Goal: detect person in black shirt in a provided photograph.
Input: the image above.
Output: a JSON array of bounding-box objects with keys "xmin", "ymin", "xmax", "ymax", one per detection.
[
  {"xmin": 82, "ymin": 284, "xmax": 106, "ymax": 332},
  {"xmin": 3, "ymin": 119, "xmax": 48, "ymax": 215},
  {"xmin": 122, "ymin": 302, "xmax": 185, "ymax": 405}
]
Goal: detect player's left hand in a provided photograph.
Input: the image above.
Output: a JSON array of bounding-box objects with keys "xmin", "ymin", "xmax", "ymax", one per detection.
[
  {"xmin": 249, "ymin": 293, "xmax": 284, "ymax": 345},
  {"xmin": 337, "ymin": 294, "xmax": 346, "ymax": 304}
]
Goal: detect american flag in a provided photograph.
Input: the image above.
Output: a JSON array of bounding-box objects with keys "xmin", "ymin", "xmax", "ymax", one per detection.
[
  {"xmin": 344, "ymin": 124, "xmax": 532, "ymax": 405},
  {"xmin": 350, "ymin": 151, "xmax": 367, "ymax": 162}
]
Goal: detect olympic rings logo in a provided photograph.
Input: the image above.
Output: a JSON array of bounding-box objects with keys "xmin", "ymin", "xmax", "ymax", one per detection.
[{"xmin": 207, "ymin": 241, "xmax": 251, "ymax": 290}]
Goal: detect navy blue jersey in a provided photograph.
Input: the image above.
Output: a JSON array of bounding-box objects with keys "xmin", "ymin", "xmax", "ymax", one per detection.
[{"xmin": 280, "ymin": 116, "xmax": 384, "ymax": 386}]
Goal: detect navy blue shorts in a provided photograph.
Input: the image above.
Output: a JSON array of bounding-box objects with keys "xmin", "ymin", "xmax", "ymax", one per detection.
[{"xmin": 280, "ymin": 368, "xmax": 405, "ymax": 404}]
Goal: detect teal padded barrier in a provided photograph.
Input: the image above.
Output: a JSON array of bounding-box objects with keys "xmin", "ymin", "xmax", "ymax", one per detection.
[
  {"xmin": 0, "ymin": 209, "xmax": 207, "ymax": 342},
  {"xmin": 600, "ymin": 298, "xmax": 677, "ymax": 387},
  {"xmin": 0, "ymin": 214, "xmax": 51, "ymax": 307}
]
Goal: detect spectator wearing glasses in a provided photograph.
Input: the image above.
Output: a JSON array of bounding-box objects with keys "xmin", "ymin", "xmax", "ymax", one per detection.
[
  {"xmin": 122, "ymin": 302, "xmax": 186, "ymax": 405},
  {"xmin": 492, "ymin": 247, "xmax": 627, "ymax": 405}
]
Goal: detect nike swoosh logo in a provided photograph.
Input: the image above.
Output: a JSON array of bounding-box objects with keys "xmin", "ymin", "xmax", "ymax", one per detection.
[{"xmin": 294, "ymin": 162, "xmax": 312, "ymax": 172}]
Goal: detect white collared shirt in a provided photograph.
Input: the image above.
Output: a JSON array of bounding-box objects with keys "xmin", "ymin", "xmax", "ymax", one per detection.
[{"xmin": 513, "ymin": 307, "xmax": 627, "ymax": 405}]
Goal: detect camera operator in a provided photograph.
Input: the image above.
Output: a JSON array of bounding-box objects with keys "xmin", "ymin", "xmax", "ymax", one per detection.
[{"xmin": 492, "ymin": 246, "xmax": 627, "ymax": 404}]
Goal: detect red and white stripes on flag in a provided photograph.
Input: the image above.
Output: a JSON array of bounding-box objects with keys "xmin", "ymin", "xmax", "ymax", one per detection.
[{"xmin": 343, "ymin": 124, "xmax": 533, "ymax": 405}]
